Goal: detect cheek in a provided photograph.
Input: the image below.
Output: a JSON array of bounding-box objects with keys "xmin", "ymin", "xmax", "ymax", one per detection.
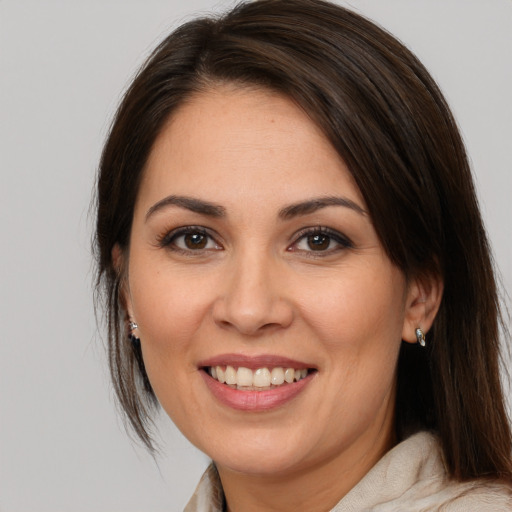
[
  {"xmin": 130, "ymin": 259, "xmax": 210, "ymax": 331},
  {"xmin": 129, "ymin": 271, "xmax": 210, "ymax": 419},
  {"xmin": 296, "ymin": 263, "xmax": 407, "ymax": 348},
  {"xmin": 127, "ymin": 260, "xmax": 216, "ymax": 382},
  {"xmin": 295, "ymin": 262, "xmax": 406, "ymax": 406}
]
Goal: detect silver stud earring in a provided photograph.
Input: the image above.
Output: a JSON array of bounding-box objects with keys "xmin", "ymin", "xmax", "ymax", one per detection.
[
  {"xmin": 128, "ymin": 321, "xmax": 140, "ymax": 345},
  {"xmin": 415, "ymin": 328, "xmax": 426, "ymax": 347}
]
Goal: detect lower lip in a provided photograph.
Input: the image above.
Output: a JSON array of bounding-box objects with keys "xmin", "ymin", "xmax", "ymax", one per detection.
[{"xmin": 201, "ymin": 371, "xmax": 314, "ymax": 412}]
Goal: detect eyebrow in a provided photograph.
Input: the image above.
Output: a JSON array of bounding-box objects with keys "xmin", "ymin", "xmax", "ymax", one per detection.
[
  {"xmin": 145, "ymin": 194, "xmax": 366, "ymax": 222},
  {"xmin": 145, "ymin": 195, "xmax": 226, "ymax": 221},
  {"xmin": 278, "ymin": 196, "xmax": 366, "ymax": 219}
]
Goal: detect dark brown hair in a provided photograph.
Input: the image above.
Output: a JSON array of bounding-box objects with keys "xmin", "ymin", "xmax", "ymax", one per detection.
[{"xmin": 95, "ymin": 0, "xmax": 512, "ymax": 480}]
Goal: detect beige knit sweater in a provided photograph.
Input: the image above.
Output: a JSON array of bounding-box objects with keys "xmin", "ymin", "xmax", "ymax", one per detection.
[{"xmin": 184, "ymin": 432, "xmax": 512, "ymax": 511}]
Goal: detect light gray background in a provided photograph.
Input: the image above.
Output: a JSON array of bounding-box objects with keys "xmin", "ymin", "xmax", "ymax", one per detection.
[{"xmin": 1, "ymin": 1, "xmax": 511, "ymax": 511}]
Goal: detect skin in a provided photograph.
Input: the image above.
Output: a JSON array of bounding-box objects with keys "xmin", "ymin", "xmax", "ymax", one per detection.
[{"xmin": 121, "ymin": 86, "xmax": 441, "ymax": 512}]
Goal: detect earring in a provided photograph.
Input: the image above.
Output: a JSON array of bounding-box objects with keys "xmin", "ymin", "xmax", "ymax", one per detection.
[
  {"xmin": 127, "ymin": 323, "xmax": 152, "ymax": 393},
  {"xmin": 415, "ymin": 328, "xmax": 426, "ymax": 347},
  {"xmin": 128, "ymin": 321, "xmax": 140, "ymax": 345}
]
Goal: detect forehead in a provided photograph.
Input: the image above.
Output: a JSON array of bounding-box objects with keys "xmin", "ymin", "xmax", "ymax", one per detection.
[{"xmin": 139, "ymin": 86, "xmax": 364, "ymax": 211}]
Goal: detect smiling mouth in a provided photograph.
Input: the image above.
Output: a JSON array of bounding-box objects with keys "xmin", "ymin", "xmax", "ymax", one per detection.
[{"xmin": 204, "ymin": 365, "xmax": 316, "ymax": 391}]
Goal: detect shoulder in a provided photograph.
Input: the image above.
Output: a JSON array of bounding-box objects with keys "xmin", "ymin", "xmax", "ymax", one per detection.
[
  {"xmin": 398, "ymin": 479, "xmax": 512, "ymax": 512},
  {"xmin": 334, "ymin": 431, "xmax": 512, "ymax": 512},
  {"xmin": 442, "ymin": 481, "xmax": 512, "ymax": 511},
  {"xmin": 378, "ymin": 432, "xmax": 512, "ymax": 511}
]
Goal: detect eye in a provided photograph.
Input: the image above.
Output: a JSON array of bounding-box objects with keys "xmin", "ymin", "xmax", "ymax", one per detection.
[
  {"xmin": 290, "ymin": 227, "xmax": 352, "ymax": 254},
  {"xmin": 299, "ymin": 233, "xmax": 332, "ymax": 251},
  {"xmin": 176, "ymin": 232, "xmax": 211, "ymax": 250},
  {"xmin": 158, "ymin": 226, "xmax": 222, "ymax": 253}
]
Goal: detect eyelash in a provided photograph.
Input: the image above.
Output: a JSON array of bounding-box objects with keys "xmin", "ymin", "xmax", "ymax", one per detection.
[
  {"xmin": 289, "ymin": 226, "xmax": 353, "ymax": 256},
  {"xmin": 156, "ymin": 226, "xmax": 353, "ymax": 256},
  {"xmin": 156, "ymin": 226, "xmax": 221, "ymax": 255}
]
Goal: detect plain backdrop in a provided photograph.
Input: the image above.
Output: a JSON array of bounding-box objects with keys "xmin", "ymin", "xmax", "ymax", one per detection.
[{"xmin": 1, "ymin": 1, "xmax": 511, "ymax": 511}]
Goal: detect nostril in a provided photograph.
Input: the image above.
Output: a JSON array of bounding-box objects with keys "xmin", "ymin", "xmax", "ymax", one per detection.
[
  {"xmin": 215, "ymin": 319, "xmax": 279, "ymax": 335},
  {"xmin": 211, "ymin": 277, "xmax": 294, "ymax": 335}
]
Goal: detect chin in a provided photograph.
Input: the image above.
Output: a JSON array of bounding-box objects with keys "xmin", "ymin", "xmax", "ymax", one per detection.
[
  {"xmin": 199, "ymin": 426, "xmax": 317, "ymax": 476},
  {"xmin": 213, "ymin": 448, "xmax": 307, "ymax": 477}
]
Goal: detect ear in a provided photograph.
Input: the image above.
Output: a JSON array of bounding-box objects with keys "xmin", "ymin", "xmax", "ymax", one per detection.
[
  {"xmin": 112, "ymin": 244, "xmax": 134, "ymax": 318},
  {"xmin": 402, "ymin": 272, "xmax": 443, "ymax": 344}
]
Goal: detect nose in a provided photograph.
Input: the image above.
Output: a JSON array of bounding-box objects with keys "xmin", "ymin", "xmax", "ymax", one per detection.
[{"xmin": 212, "ymin": 249, "xmax": 293, "ymax": 336}]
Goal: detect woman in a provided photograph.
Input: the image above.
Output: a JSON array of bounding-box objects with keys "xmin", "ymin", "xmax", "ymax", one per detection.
[{"xmin": 94, "ymin": 0, "xmax": 512, "ymax": 509}]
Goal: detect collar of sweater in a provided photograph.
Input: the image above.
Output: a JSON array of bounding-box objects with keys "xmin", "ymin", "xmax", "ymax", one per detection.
[{"xmin": 185, "ymin": 431, "xmax": 512, "ymax": 512}]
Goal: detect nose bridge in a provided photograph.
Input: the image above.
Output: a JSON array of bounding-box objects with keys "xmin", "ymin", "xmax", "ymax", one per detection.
[{"xmin": 213, "ymin": 242, "xmax": 292, "ymax": 335}]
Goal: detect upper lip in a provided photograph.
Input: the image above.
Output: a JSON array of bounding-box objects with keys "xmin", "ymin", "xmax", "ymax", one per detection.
[{"xmin": 198, "ymin": 354, "xmax": 315, "ymax": 370}]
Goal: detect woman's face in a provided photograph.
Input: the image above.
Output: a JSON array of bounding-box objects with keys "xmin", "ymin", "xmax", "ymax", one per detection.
[{"xmin": 125, "ymin": 87, "xmax": 417, "ymax": 478}]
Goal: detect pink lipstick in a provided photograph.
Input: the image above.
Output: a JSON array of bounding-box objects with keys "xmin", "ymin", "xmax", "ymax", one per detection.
[{"xmin": 199, "ymin": 354, "xmax": 317, "ymax": 411}]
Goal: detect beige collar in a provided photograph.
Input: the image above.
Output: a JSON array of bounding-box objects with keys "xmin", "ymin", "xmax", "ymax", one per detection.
[{"xmin": 185, "ymin": 431, "xmax": 512, "ymax": 511}]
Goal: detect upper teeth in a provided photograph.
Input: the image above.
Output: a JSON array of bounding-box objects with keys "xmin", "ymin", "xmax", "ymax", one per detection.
[{"xmin": 208, "ymin": 366, "xmax": 309, "ymax": 389}]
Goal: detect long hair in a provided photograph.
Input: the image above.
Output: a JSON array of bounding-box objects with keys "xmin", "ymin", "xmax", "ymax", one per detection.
[{"xmin": 95, "ymin": 0, "xmax": 512, "ymax": 479}]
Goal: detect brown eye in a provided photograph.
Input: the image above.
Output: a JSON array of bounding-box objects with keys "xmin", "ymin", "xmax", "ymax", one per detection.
[
  {"xmin": 160, "ymin": 227, "xmax": 221, "ymax": 253},
  {"xmin": 184, "ymin": 232, "xmax": 207, "ymax": 249},
  {"xmin": 291, "ymin": 227, "xmax": 353, "ymax": 255},
  {"xmin": 307, "ymin": 234, "xmax": 331, "ymax": 251}
]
